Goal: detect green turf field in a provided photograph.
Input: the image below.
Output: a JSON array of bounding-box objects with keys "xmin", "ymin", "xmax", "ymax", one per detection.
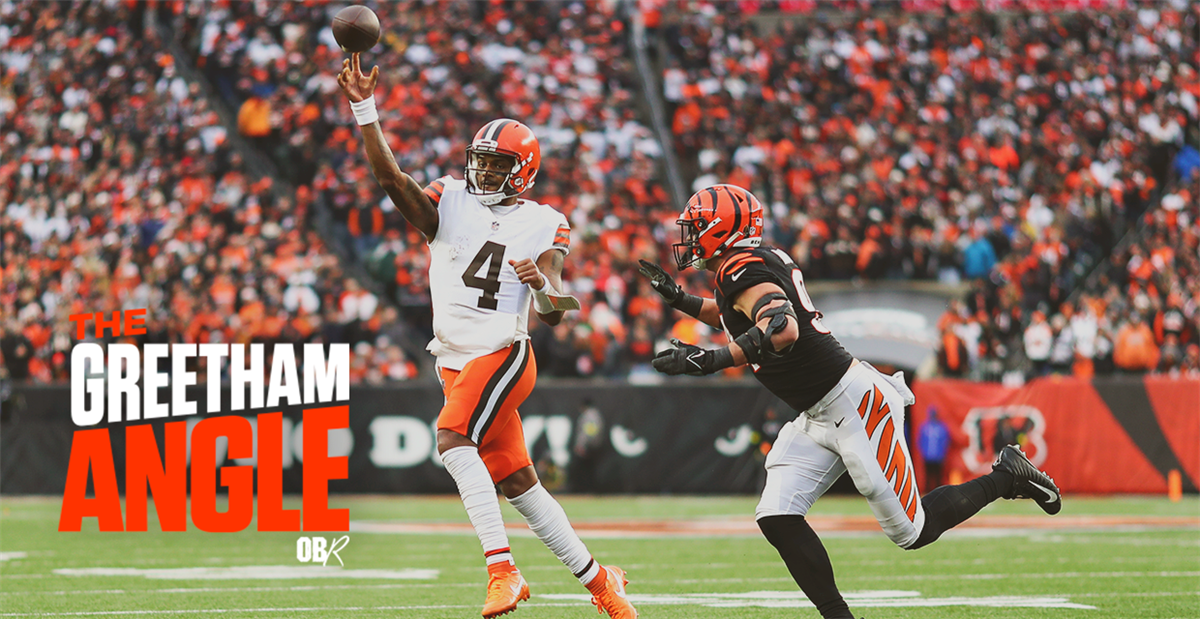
[{"xmin": 2, "ymin": 495, "xmax": 1197, "ymax": 618}]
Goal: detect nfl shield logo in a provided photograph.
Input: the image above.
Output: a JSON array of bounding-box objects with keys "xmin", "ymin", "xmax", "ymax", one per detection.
[{"xmin": 492, "ymin": 221, "xmax": 500, "ymax": 231}]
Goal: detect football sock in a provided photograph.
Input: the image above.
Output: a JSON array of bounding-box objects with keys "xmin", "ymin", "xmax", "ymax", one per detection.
[
  {"xmin": 908, "ymin": 470, "xmax": 1014, "ymax": 550},
  {"xmin": 757, "ymin": 515, "xmax": 855, "ymax": 619},
  {"xmin": 508, "ymin": 482, "xmax": 599, "ymax": 585},
  {"xmin": 441, "ymin": 446, "xmax": 513, "ymax": 568}
]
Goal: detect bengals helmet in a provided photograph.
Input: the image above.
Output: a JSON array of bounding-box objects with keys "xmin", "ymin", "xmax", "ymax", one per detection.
[
  {"xmin": 465, "ymin": 119, "xmax": 540, "ymax": 206},
  {"xmin": 673, "ymin": 184, "xmax": 764, "ymax": 270}
]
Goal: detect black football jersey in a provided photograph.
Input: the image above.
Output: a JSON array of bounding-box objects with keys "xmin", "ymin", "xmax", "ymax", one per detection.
[{"xmin": 714, "ymin": 246, "xmax": 854, "ymax": 413}]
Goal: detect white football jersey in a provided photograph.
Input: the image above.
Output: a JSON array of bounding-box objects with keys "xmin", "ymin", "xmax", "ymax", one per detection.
[{"xmin": 425, "ymin": 177, "xmax": 570, "ymax": 370}]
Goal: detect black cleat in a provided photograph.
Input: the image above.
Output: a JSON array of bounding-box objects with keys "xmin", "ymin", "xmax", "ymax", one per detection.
[{"xmin": 993, "ymin": 445, "xmax": 1061, "ymax": 515}]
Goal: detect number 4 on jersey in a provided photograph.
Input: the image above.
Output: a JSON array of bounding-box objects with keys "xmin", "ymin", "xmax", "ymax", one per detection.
[{"xmin": 463, "ymin": 241, "xmax": 506, "ymax": 310}]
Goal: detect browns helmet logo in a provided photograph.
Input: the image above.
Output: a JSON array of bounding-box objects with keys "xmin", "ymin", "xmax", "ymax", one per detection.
[{"xmin": 465, "ymin": 119, "xmax": 540, "ymax": 206}]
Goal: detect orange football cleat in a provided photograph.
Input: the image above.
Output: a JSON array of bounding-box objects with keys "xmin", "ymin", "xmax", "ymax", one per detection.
[
  {"xmin": 587, "ymin": 565, "xmax": 637, "ymax": 619},
  {"xmin": 482, "ymin": 563, "xmax": 529, "ymax": 618}
]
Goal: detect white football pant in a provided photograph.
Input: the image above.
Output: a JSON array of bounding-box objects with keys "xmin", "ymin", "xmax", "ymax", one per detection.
[{"xmin": 755, "ymin": 362, "xmax": 925, "ymax": 549}]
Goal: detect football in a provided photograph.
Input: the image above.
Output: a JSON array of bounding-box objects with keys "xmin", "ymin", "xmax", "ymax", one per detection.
[{"xmin": 331, "ymin": 6, "xmax": 380, "ymax": 54}]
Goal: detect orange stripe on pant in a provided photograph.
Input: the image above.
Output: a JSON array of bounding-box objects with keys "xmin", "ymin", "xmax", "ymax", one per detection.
[
  {"xmin": 437, "ymin": 340, "xmax": 537, "ymax": 483},
  {"xmin": 883, "ymin": 442, "xmax": 918, "ymax": 522},
  {"xmin": 865, "ymin": 386, "xmax": 917, "ymax": 523}
]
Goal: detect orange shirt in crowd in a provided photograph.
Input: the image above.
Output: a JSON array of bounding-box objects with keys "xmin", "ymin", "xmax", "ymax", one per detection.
[
  {"xmin": 237, "ymin": 96, "xmax": 271, "ymax": 138},
  {"xmin": 1113, "ymin": 322, "xmax": 1160, "ymax": 371}
]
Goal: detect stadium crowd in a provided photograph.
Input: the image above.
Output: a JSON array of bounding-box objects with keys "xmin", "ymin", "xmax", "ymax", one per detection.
[
  {"xmin": 0, "ymin": 0, "xmax": 418, "ymax": 384},
  {"xmin": 657, "ymin": 3, "xmax": 1198, "ymax": 380},
  {"xmin": 3, "ymin": 1, "xmax": 1196, "ymax": 383}
]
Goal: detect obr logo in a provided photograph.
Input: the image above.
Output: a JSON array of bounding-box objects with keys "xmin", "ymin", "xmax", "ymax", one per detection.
[{"xmin": 296, "ymin": 535, "xmax": 349, "ymax": 566}]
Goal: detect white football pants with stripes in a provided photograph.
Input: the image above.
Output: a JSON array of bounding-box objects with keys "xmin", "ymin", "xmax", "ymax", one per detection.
[{"xmin": 755, "ymin": 361, "xmax": 925, "ymax": 549}]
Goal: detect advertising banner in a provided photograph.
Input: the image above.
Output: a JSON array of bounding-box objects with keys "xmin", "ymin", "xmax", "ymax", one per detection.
[{"xmin": 911, "ymin": 376, "xmax": 1200, "ymax": 495}]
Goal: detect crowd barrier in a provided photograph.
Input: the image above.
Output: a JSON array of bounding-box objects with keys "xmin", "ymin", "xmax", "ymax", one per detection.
[
  {"xmin": 4, "ymin": 376, "xmax": 1195, "ymax": 496},
  {"xmin": 0, "ymin": 382, "xmax": 786, "ymax": 495}
]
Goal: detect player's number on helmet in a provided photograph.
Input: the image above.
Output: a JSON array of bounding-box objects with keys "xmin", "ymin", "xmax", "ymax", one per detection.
[{"xmin": 463, "ymin": 241, "xmax": 506, "ymax": 310}]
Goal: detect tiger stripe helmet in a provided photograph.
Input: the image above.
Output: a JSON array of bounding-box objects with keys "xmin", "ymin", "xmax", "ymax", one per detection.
[
  {"xmin": 465, "ymin": 118, "xmax": 540, "ymax": 206},
  {"xmin": 673, "ymin": 184, "xmax": 764, "ymax": 270}
]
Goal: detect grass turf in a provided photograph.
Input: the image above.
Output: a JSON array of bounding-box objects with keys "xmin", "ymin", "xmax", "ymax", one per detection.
[{"xmin": 1, "ymin": 494, "xmax": 1197, "ymax": 618}]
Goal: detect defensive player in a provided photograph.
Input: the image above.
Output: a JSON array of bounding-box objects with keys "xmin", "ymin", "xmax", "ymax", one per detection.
[
  {"xmin": 639, "ymin": 184, "xmax": 1060, "ymax": 619},
  {"xmin": 338, "ymin": 54, "xmax": 637, "ymax": 619}
]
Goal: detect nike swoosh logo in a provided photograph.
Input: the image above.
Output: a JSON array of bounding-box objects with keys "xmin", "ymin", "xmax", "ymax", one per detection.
[
  {"xmin": 608, "ymin": 569, "xmax": 627, "ymax": 598},
  {"xmin": 834, "ymin": 418, "xmax": 844, "ymax": 428},
  {"xmin": 1029, "ymin": 481, "xmax": 1059, "ymax": 503},
  {"xmin": 687, "ymin": 351, "xmax": 705, "ymax": 370},
  {"xmin": 731, "ymin": 269, "xmax": 746, "ymax": 281}
]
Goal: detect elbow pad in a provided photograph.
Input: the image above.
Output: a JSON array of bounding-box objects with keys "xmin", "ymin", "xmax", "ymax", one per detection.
[
  {"xmin": 733, "ymin": 327, "xmax": 767, "ymax": 365},
  {"xmin": 736, "ymin": 294, "xmax": 798, "ymax": 363},
  {"xmin": 758, "ymin": 304, "xmax": 797, "ymax": 355}
]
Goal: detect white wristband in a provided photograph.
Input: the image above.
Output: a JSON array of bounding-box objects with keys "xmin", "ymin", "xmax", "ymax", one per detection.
[
  {"xmin": 350, "ymin": 95, "xmax": 378, "ymax": 126},
  {"xmin": 531, "ymin": 275, "xmax": 556, "ymax": 314}
]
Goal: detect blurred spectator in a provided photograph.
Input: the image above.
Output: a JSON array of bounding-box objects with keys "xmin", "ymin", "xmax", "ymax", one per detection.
[
  {"xmin": 1181, "ymin": 344, "xmax": 1200, "ymax": 375},
  {"xmin": 1158, "ymin": 334, "xmax": 1184, "ymax": 374},
  {"xmin": 237, "ymin": 95, "xmax": 272, "ymax": 149},
  {"xmin": 569, "ymin": 399, "xmax": 606, "ymax": 493},
  {"xmin": 962, "ymin": 227, "xmax": 997, "ymax": 280},
  {"xmin": 1114, "ymin": 313, "xmax": 1161, "ymax": 373},
  {"xmin": 0, "ymin": 321, "xmax": 35, "ymax": 381},
  {"xmin": 1048, "ymin": 314, "xmax": 1075, "ymax": 375},
  {"xmin": 917, "ymin": 406, "xmax": 950, "ymax": 489},
  {"xmin": 1023, "ymin": 311, "xmax": 1054, "ymax": 378}
]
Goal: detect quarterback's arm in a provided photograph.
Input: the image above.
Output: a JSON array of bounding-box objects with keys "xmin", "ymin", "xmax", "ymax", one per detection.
[
  {"xmin": 510, "ymin": 249, "xmax": 569, "ymax": 326},
  {"xmin": 338, "ymin": 54, "xmax": 438, "ymax": 240},
  {"xmin": 360, "ymin": 122, "xmax": 438, "ymax": 240}
]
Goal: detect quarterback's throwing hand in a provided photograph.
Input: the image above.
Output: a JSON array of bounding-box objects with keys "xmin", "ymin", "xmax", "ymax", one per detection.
[
  {"xmin": 652, "ymin": 338, "xmax": 732, "ymax": 376},
  {"xmin": 337, "ymin": 53, "xmax": 378, "ymax": 103},
  {"xmin": 637, "ymin": 260, "xmax": 681, "ymax": 304}
]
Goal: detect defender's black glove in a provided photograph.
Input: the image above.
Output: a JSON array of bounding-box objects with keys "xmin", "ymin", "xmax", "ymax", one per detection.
[
  {"xmin": 638, "ymin": 260, "xmax": 703, "ymax": 317},
  {"xmin": 637, "ymin": 260, "xmax": 681, "ymax": 303},
  {"xmin": 652, "ymin": 338, "xmax": 734, "ymax": 376}
]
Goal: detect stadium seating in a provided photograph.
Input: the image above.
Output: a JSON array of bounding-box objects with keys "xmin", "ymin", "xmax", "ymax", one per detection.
[
  {"xmin": 655, "ymin": 4, "xmax": 1197, "ymax": 379},
  {"xmin": 3, "ymin": 1, "xmax": 1195, "ymax": 383},
  {"xmin": 0, "ymin": 1, "xmax": 417, "ymax": 383}
]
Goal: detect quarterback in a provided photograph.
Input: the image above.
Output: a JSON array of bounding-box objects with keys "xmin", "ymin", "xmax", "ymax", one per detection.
[
  {"xmin": 640, "ymin": 184, "xmax": 1061, "ymax": 619},
  {"xmin": 339, "ymin": 54, "xmax": 636, "ymax": 619}
]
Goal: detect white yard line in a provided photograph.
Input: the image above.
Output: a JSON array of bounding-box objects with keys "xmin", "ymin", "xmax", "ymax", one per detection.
[
  {"xmin": 0, "ymin": 583, "xmax": 480, "ymax": 596},
  {"xmin": 50, "ymin": 567, "xmax": 438, "ymax": 581},
  {"xmin": 5, "ymin": 570, "xmax": 1198, "ymax": 597},
  {"xmin": 0, "ymin": 603, "xmax": 589, "ymax": 617},
  {"xmin": 666, "ymin": 570, "xmax": 1200, "ymax": 585}
]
